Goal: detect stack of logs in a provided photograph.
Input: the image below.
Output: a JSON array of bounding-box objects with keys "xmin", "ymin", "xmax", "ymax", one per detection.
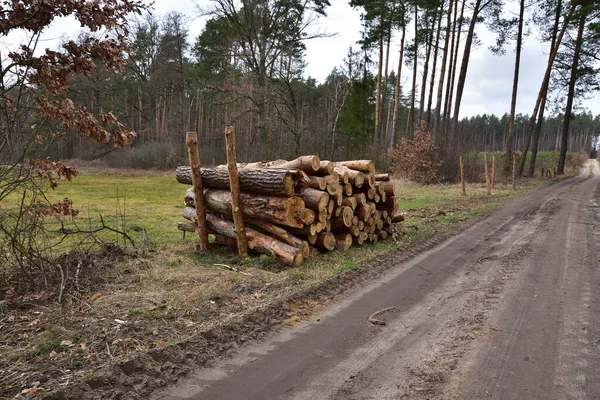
[{"xmin": 176, "ymin": 155, "xmax": 403, "ymax": 266}]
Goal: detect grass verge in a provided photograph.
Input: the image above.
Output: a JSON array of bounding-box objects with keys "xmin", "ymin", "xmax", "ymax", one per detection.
[{"xmin": 0, "ymin": 168, "xmax": 578, "ymax": 399}]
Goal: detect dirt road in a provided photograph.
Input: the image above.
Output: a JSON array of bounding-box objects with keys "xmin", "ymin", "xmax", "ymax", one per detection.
[{"xmin": 154, "ymin": 161, "xmax": 600, "ymax": 400}]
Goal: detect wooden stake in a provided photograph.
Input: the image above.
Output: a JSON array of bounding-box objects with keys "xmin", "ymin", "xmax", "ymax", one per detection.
[
  {"xmin": 512, "ymin": 153, "xmax": 516, "ymax": 190},
  {"xmin": 459, "ymin": 155, "xmax": 466, "ymax": 196},
  {"xmin": 491, "ymin": 155, "xmax": 496, "ymax": 189},
  {"xmin": 484, "ymin": 153, "xmax": 491, "ymax": 195},
  {"xmin": 224, "ymin": 125, "xmax": 249, "ymax": 256},
  {"xmin": 186, "ymin": 132, "xmax": 209, "ymax": 251}
]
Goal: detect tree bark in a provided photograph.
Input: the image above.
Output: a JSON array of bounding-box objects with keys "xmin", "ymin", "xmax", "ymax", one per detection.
[
  {"xmin": 202, "ymin": 213, "xmax": 303, "ymax": 266},
  {"xmin": 246, "ymin": 219, "xmax": 309, "ymax": 257},
  {"xmin": 527, "ymin": 0, "xmax": 562, "ymax": 177},
  {"xmin": 434, "ymin": 0, "xmax": 454, "ymax": 139},
  {"xmin": 375, "ymin": 31, "xmax": 384, "ymax": 143},
  {"xmin": 504, "ymin": 0, "xmax": 524, "ymax": 172},
  {"xmin": 517, "ymin": 4, "xmax": 575, "ymax": 175},
  {"xmin": 392, "ymin": 19, "xmax": 406, "ymax": 145},
  {"xmin": 298, "ymin": 188, "xmax": 330, "ymax": 211},
  {"xmin": 558, "ymin": 9, "xmax": 586, "ymax": 175},
  {"xmin": 176, "ymin": 166, "xmax": 308, "ymax": 197},
  {"xmin": 185, "ymin": 189, "xmax": 305, "ymax": 228},
  {"xmin": 185, "ymin": 132, "xmax": 209, "ymax": 251},
  {"xmin": 426, "ymin": 0, "xmax": 445, "ymax": 124},
  {"xmin": 224, "ymin": 125, "xmax": 249, "ymax": 256},
  {"xmin": 409, "ymin": 4, "xmax": 419, "ymax": 136}
]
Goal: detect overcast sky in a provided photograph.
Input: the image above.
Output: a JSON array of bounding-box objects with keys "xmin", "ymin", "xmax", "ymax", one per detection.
[{"xmin": 4, "ymin": 0, "xmax": 599, "ymax": 119}]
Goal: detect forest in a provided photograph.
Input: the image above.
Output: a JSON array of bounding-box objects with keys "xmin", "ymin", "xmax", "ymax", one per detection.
[{"xmin": 7, "ymin": 0, "xmax": 597, "ymax": 179}]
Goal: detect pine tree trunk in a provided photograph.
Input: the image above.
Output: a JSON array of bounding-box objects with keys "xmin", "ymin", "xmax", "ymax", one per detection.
[
  {"xmin": 518, "ymin": 4, "xmax": 574, "ymax": 175},
  {"xmin": 427, "ymin": 0, "xmax": 445, "ymax": 125},
  {"xmin": 419, "ymin": 7, "xmax": 437, "ymax": 124},
  {"xmin": 526, "ymin": 0, "xmax": 561, "ymax": 177},
  {"xmin": 558, "ymin": 9, "xmax": 586, "ymax": 175},
  {"xmin": 392, "ymin": 21, "xmax": 406, "ymax": 145},
  {"xmin": 504, "ymin": 0, "xmax": 525, "ymax": 172},
  {"xmin": 449, "ymin": 0, "xmax": 482, "ymax": 141},
  {"xmin": 375, "ymin": 31, "xmax": 384, "ymax": 143},
  {"xmin": 434, "ymin": 0, "xmax": 454, "ymax": 139},
  {"xmin": 409, "ymin": 4, "xmax": 419, "ymax": 137}
]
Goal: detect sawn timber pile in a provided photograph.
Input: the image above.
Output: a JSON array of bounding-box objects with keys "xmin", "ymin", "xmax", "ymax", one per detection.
[{"xmin": 175, "ymin": 155, "xmax": 403, "ymax": 266}]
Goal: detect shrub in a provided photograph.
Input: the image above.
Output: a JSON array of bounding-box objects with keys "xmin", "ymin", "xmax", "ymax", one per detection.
[{"xmin": 388, "ymin": 124, "xmax": 442, "ymax": 184}]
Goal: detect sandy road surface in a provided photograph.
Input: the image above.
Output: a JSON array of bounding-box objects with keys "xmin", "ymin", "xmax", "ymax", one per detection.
[{"xmin": 154, "ymin": 160, "xmax": 600, "ymax": 400}]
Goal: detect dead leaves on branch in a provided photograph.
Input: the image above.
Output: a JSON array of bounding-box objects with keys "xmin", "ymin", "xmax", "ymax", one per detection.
[
  {"xmin": 388, "ymin": 123, "xmax": 442, "ymax": 184},
  {"xmin": 3, "ymin": 1, "xmax": 143, "ymax": 149}
]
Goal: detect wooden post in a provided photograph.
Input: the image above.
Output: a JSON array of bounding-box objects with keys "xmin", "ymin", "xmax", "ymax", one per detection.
[
  {"xmin": 224, "ymin": 125, "xmax": 249, "ymax": 256},
  {"xmin": 484, "ymin": 153, "xmax": 491, "ymax": 195},
  {"xmin": 186, "ymin": 132, "xmax": 209, "ymax": 251},
  {"xmin": 460, "ymin": 155, "xmax": 466, "ymax": 196},
  {"xmin": 512, "ymin": 153, "xmax": 516, "ymax": 190},
  {"xmin": 491, "ymin": 154, "xmax": 496, "ymax": 189},
  {"xmin": 541, "ymin": 167, "xmax": 545, "ymax": 178}
]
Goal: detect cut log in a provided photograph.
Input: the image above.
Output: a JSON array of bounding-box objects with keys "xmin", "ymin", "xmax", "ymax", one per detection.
[
  {"xmin": 325, "ymin": 174, "xmax": 340, "ymax": 195},
  {"xmin": 324, "ymin": 219, "xmax": 331, "ymax": 232},
  {"xmin": 298, "ymin": 188, "xmax": 330, "ymax": 212},
  {"xmin": 356, "ymin": 203, "xmax": 376, "ymax": 221},
  {"xmin": 246, "ymin": 219, "xmax": 310, "ymax": 257},
  {"xmin": 314, "ymin": 160, "xmax": 334, "ymax": 176},
  {"xmin": 271, "ymin": 155, "xmax": 320, "ymax": 173},
  {"xmin": 308, "ymin": 176, "xmax": 327, "ymax": 191},
  {"xmin": 307, "ymin": 234, "xmax": 318, "ymax": 245},
  {"xmin": 318, "ymin": 208, "xmax": 328, "ymax": 223},
  {"xmin": 288, "ymin": 224, "xmax": 318, "ymax": 237},
  {"xmin": 376, "ymin": 219, "xmax": 384, "ymax": 230},
  {"xmin": 213, "ymin": 233, "xmax": 238, "ymax": 248},
  {"xmin": 337, "ymin": 160, "xmax": 375, "ymax": 174},
  {"xmin": 341, "ymin": 196, "xmax": 357, "ymax": 210},
  {"xmin": 177, "ymin": 221, "xmax": 200, "ymax": 233},
  {"xmin": 391, "ymin": 213, "xmax": 405, "ymax": 223},
  {"xmin": 366, "ymin": 188, "xmax": 377, "ymax": 200},
  {"xmin": 335, "ymin": 166, "xmax": 365, "ymax": 188},
  {"xmin": 374, "ymin": 173, "xmax": 390, "ymax": 181},
  {"xmin": 380, "ymin": 181, "xmax": 395, "ymax": 197},
  {"xmin": 374, "ymin": 193, "xmax": 381, "ymax": 203},
  {"xmin": 335, "ymin": 186, "xmax": 343, "ymax": 206},
  {"xmin": 372, "ymin": 210, "xmax": 381, "ymax": 222},
  {"xmin": 330, "ymin": 206, "xmax": 354, "ymax": 230},
  {"xmin": 185, "ymin": 189, "xmax": 305, "ymax": 228},
  {"xmin": 343, "ymin": 183, "xmax": 353, "ymax": 196},
  {"xmin": 204, "ymin": 213, "xmax": 303, "ymax": 266},
  {"xmin": 350, "ymin": 193, "xmax": 367, "ymax": 206},
  {"xmin": 176, "ymin": 166, "xmax": 308, "ymax": 197},
  {"xmin": 334, "ymin": 233, "xmax": 352, "ymax": 251},
  {"xmin": 315, "ymin": 232, "xmax": 336, "ymax": 251},
  {"xmin": 334, "ymin": 206, "xmax": 342, "ymax": 218},
  {"xmin": 366, "ymin": 173, "xmax": 376, "ymax": 189},
  {"xmin": 303, "ymin": 209, "xmax": 316, "ymax": 225},
  {"xmin": 327, "ymin": 199, "xmax": 335, "ymax": 215},
  {"xmin": 353, "ymin": 231, "xmax": 368, "ymax": 245},
  {"xmin": 332, "ymin": 167, "xmax": 350, "ymax": 184},
  {"xmin": 378, "ymin": 230, "xmax": 389, "ymax": 240},
  {"xmin": 357, "ymin": 220, "xmax": 365, "ymax": 230}
]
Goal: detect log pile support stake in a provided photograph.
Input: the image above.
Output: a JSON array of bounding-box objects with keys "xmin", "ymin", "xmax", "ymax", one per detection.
[
  {"xmin": 186, "ymin": 131, "xmax": 209, "ymax": 251},
  {"xmin": 224, "ymin": 125, "xmax": 249, "ymax": 256}
]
